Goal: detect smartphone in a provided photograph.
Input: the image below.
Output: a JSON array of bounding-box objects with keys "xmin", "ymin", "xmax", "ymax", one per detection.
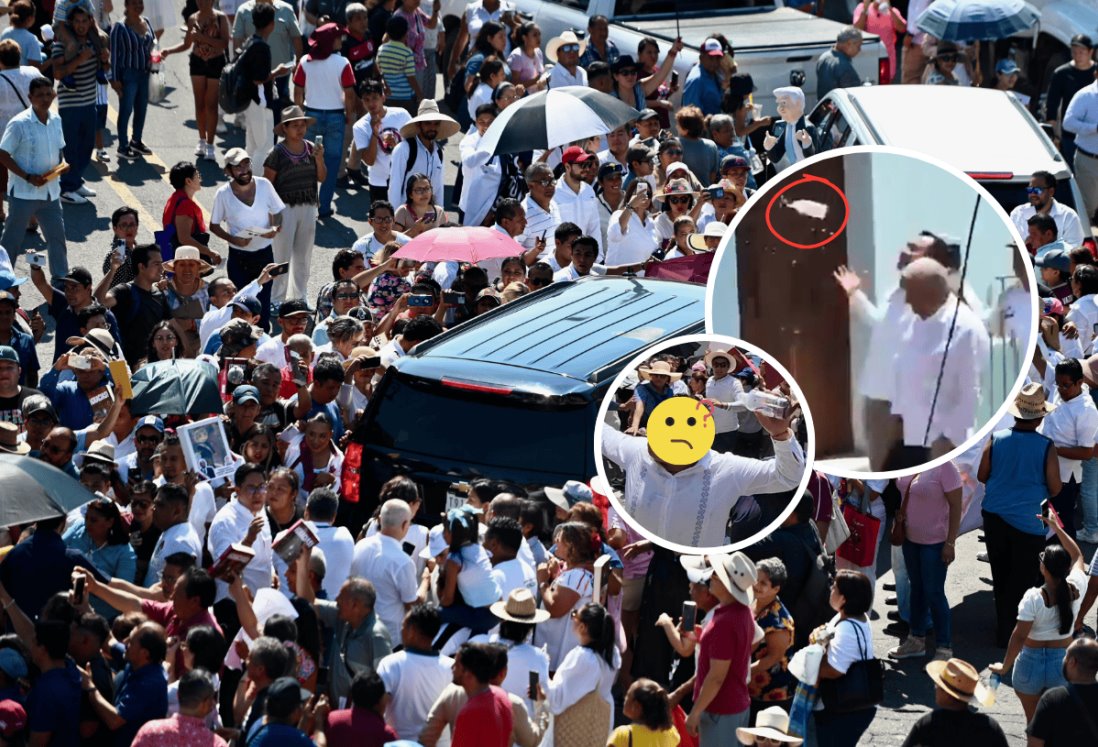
[
  {"xmin": 26, "ymin": 252, "xmax": 47, "ymax": 268},
  {"xmin": 443, "ymin": 290, "xmax": 463, "ymax": 306},
  {"xmin": 528, "ymin": 671, "xmax": 539, "ymax": 699},
  {"xmin": 112, "ymin": 237, "xmax": 127, "ymax": 262},
  {"xmin": 69, "ymin": 353, "xmax": 91, "ymax": 370},
  {"xmin": 402, "ymin": 541, "xmax": 416, "ymax": 556},
  {"xmin": 408, "ymin": 294, "xmax": 434, "ymax": 307},
  {"xmin": 681, "ymin": 600, "xmax": 697, "ymax": 632},
  {"xmin": 707, "ymin": 186, "xmax": 725, "ymax": 199},
  {"xmin": 358, "ymin": 355, "xmax": 381, "ymax": 368},
  {"xmin": 671, "ymin": 70, "xmax": 679, "ymax": 87},
  {"xmin": 315, "ymin": 135, "xmax": 324, "ymax": 149},
  {"xmin": 269, "ymin": 262, "xmax": 290, "ymax": 278},
  {"xmin": 73, "ymin": 575, "xmax": 86, "ymax": 605},
  {"xmin": 424, "ymin": 211, "xmax": 437, "ymax": 223}
]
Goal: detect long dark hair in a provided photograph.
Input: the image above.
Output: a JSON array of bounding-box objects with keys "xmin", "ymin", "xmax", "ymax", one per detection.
[
  {"xmin": 473, "ymin": 21, "xmax": 504, "ymax": 57},
  {"xmin": 576, "ymin": 602, "xmax": 616, "ymax": 667},
  {"xmin": 1041, "ymin": 545, "xmax": 1076, "ymax": 635},
  {"xmin": 146, "ymin": 321, "xmax": 183, "ymax": 362},
  {"xmin": 87, "ymin": 499, "xmax": 131, "ymax": 546}
]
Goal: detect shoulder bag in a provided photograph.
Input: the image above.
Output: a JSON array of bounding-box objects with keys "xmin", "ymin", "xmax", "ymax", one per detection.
[
  {"xmin": 890, "ymin": 473, "xmax": 918, "ymax": 546},
  {"xmin": 818, "ymin": 619, "xmax": 884, "ymax": 713}
]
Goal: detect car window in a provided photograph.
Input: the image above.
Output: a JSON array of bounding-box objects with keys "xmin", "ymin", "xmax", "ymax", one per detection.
[
  {"xmin": 826, "ymin": 110, "xmax": 852, "ymax": 150},
  {"xmin": 559, "ymin": 0, "xmax": 588, "ymax": 10}
]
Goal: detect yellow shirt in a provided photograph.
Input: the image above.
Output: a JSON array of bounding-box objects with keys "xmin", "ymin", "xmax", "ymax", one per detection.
[{"xmin": 608, "ymin": 724, "xmax": 681, "ymax": 747}]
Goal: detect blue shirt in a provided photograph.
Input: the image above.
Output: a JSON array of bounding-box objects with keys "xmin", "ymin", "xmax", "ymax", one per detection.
[
  {"xmin": 292, "ymin": 396, "xmax": 345, "ymax": 442},
  {"xmin": 0, "ymin": 529, "xmax": 102, "ymax": 616},
  {"xmin": 982, "ymin": 428, "xmax": 1055, "ymax": 535},
  {"xmin": 48, "ymin": 285, "xmax": 122, "ymax": 362},
  {"xmin": 38, "ymin": 366, "xmax": 110, "ymax": 430},
  {"xmin": 246, "ymin": 721, "xmax": 316, "ymax": 746},
  {"xmin": 579, "ymin": 39, "xmax": 620, "ymax": 68},
  {"xmin": 681, "ymin": 64, "xmax": 723, "ymax": 116},
  {"xmin": 2, "ymin": 326, "xmax": 38, "ymax": 385},
  {"xmin": 633, "ymin": 381, "xmax": 676, "ymax": 429},
  {"xmin": 114, "ymin": 663, "xmax": 168, "ymax": 746},
  {"xmin": 26, "ymin": 660, "xmax": 82, "ymax": 747},
  {"xmin": 0, "ymin": 106, "xmax": 65, "ymax": 200},
  {"xmin": 0, "ymin": 28, "xmax": 43, "ymax": 65},
  {"xmin": 63, "ymin": 520, "xmax": 138, "ymax": 617}
]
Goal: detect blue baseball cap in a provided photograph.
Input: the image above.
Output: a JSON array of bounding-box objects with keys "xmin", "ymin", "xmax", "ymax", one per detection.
[
  {"xmin": 135, "ymin": 415, "xmax": 165, "ymax": 433},
  {"xmin": 0, "ymin": 269, "xmax": 27, "ymax": 290},
  {"xmin": 0, "ymin": 649, "xmax": 27, "ymax": 680},
  {"xmin": 232, "ymin": 385, "xmax": 260, "ymax": 405},
  {"xmin": 232, "ymin": 296, "xmax": 263, "ymax": 316},
  {"xmin": 0, "ymin": 346, "xmax": 17, "ymax": 364},
  {"xmin": 995, "ymin": 58, "xmax": 1021, "ymax": 76},
  {"xmin": 1036, "ymin": 249, "xmax": 1071, "ymax": 273}
]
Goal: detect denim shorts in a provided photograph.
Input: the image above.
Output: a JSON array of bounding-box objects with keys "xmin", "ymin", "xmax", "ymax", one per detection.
[{"xmin": 1012, "ymin": 645, "xmax": 1068, "ymax": 695}]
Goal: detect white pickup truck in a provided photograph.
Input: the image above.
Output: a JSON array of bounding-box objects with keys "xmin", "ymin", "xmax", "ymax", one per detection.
[
  {"xmin": 999, "ymin": 0, "xmax": 1098, "ymax": 106},
  {"xmin": 507, "ymin": 0, "xmax": 887, "ymax": 111}
]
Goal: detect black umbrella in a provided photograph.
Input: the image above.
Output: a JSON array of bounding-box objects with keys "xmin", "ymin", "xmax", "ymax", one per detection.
[
  {"xmin": 130, "ymin": 358, "xmax": 223, "ymax": 417},
  {"xmin": 0, "ymin": 455, "xmax": 99, "ymax": 526},
  {"xmin": 475, "ymin": 86, "xmax": 641, "ymax": 157}
]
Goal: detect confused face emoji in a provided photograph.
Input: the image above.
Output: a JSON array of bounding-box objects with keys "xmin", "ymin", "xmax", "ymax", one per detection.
[{"xmin": 646, "ymin": 397, "xmax": 716, "ymax": 465}]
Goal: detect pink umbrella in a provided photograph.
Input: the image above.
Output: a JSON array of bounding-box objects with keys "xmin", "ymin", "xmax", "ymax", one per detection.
[{"xmin": 392, "ymin": 227, "xmax": 523, "ymax": 264}]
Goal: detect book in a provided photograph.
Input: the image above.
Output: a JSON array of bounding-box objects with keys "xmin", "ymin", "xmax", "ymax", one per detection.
[
  {"xmin": 41, "ymin": 162, "xmax": 70, "ymax": 183},
  {"xmin": 272, "ymin": 519, "xmax": 319, "ymax": 564},
  {"xmin": 209, "ymin": 543, "xmax": 255, "ymax": 580}
]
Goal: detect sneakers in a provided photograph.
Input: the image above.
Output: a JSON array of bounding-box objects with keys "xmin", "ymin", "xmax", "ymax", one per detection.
[
  {"xmin": 204, "ymin": 143, "xmax": 216, "ymax": 161},
  {"xmin": 75, "ymin": 184, "xmax": 96, "ymax": 197},
  {"xmin": 194, "ymin": 141, "xmax": 206, "ymax": 157},
  {"xmin": 60, "ymin": 191, "xmax": 88, "ymax": 204},
  {"xmin": 117, "ymin": 146, "xmax": 138, "ymax": 160},
  {"xmin": 932, "ymin": 647, "xmax": 953, "ymax": 662},
  {"xmin": 888, "ymin": 636, "xmax": 927, "ymax": 660},
  {"xmin": 130, "ymin": 141, "xmax": 152, "ymax": 155},
  {"xmin": 1076, "ymin": 530, "xmax": 1098, "ymax": 544},
  {"xmin": 95, "ymin": 149, "xmax": 110, "ymax": 163}
]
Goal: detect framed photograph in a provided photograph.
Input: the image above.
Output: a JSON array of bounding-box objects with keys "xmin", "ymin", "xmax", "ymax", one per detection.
[{"xmin": 178, "ymin": 416, "xmax": 235, "ymax": 481}]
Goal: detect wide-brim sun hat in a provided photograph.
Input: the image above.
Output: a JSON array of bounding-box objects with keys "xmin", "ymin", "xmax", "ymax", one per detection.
[
  {"xmin": 1008, "ymin": 381, "xmax": 1057, "ymax": 420},
  {"xmin": 164, "ymin": 246, "xmax": 215, "ymax": 275},
  {"xmin": 399, "ymin": 99, "xmax": 461, "ymax": 141},
  {"xmin": 546, "ymin": 30, "xmax": 588, "ymax": 63},
  {"xmin": 275, "ymin": 104, "xmax": 317, "ymax": 136},
  {"xmin": 490, "ymin": 588, "xmax": 551, "ymax": 624},
  {"xmin": 637, "ymin": 360, "xmax": 682, "ymax": 382}
]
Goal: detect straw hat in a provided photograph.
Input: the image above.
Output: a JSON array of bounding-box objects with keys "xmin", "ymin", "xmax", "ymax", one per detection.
[
  {"xmin": 490, "ymin": 588, "xmax": 551, "ymax": 624},
  {"xmin": 637, "ymin": 360, "xmax": 682, "ymax": 382},
  {"xmin": 65, "ymin": 328, "xmax": 119, "ymax": 360},
  {"xmin": 735, "ymin": 706, "xmax": 803, "ymax": 745},
  {"xmin": 399, "ymin": 99, "xmax": 461, "ymax": 141},
  {"xmin": 0, "ymin": 422, "xmax": 29, "ymax": 455},
  {"xmin": 1008, "ymin": 382, "xmax": 1057, "ymax": 420},
  {"xmin": 546, "ymin": 30, "xmax": 587, "ymax": 63},
  {"xmin": 925, "ymin": 658, "xmax": 990, "ymax": 705},
  {"xmin": 75, "ymin": 440, "xmax": 116, "ymax": 469},
  {"xmin": 709, "ymin": 551, "xmax": 757, "ymax": 606},
  {"xmin": 653, "ymin": 178, "xmax": 697, "ymax": 201},
  {"xmin": 164, "ymin": 246, "xmax": 215, "ymax": 275},
  {"xmin": 688, "ymin": 222, "xmax": 728, "ymax": 252},
  {"xmin": 275, "ymin": 104, "xmax": 317, "ymax": 136},
  {"xmin": 704, "ymin": 348, "xmax": 737, "ymax": 368}
]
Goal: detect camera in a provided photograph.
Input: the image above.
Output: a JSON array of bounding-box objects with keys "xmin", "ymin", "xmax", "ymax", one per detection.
[
  {"xmin": 69, "ymin": 353, "xmax": 91, "ymax": 370},
  {"xmin": 26, "ymin": 252, "xmax": 47, "ymax": 268},
  {"xmin": 408, "ymin": 294, "xmax": 435, "ymax": 307},
  {"xmin": 707, "ymin": 186, "xmax": 725, "ymax": 199}
]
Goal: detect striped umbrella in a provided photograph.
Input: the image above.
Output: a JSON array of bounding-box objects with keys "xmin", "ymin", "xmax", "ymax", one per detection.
[
  {"xmin": 475, "ymin": 86, "xmax": 641, "ymax": 157},
  {"xmin": 915, "ymin": 0, "xmax": 1039, "ymax": 41}
]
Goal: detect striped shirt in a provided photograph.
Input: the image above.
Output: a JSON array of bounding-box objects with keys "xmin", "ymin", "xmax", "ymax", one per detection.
[
  {"xmin": 51, "ymin": 40, "xmax": 99, "ymax": 108},
  {"xmin": 376, "ymin": 40, "xmax": 415, "ymax": 100},
  {"xmin": 110, "ymin": 17, "xmax": 155, "ymax": 78}
]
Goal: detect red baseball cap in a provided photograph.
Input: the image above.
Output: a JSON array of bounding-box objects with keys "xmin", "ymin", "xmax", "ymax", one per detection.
[
  {"xmin": 701, "ymin": 38, "xmax": 725, "ymax": 57},
  {"xmin": 0, "ymin": 700, "xmax": 26, "ymax": 738},
  {"xmin": 562, "ymin": 146, "xmax": 595, "ymax": 165}
]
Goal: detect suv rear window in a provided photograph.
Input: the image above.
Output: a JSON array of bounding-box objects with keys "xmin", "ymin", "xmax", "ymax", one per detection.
[
  {"xmin": 977, "ymin": 179, "xmax": 1077, "ymax": 217},
  {"xmin": 365, "ymin": 376, "xmax": 592, "ymax": 473}
]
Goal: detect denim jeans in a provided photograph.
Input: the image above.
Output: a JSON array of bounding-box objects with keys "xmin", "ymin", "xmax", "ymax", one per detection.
[
  {"xmin": 59, "ymin": 104, "xmax": 97, "ymax": 193},
  {"xmin": 902, "ymin": 539, "xmax": 951, "ymax": 648},
  {"xmin": 1079, "ymin": 387, "xmax": 1098, "ymax": 536},
  {"xmin": 116, "ymin": 68, "xmax": 150, "ymax": 150},
  {"xmin": 306, "ymin": 108, "xmax": 346, "ymax": 214},
  {"xmin": 227, "ymin": 245, "xmax": 274, "ymax": 330}
]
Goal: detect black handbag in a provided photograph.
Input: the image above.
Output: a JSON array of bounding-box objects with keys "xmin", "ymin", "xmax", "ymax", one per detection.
[{"xmin": 818, "ymin": 619, "xmax": 884, "ymax": 713}]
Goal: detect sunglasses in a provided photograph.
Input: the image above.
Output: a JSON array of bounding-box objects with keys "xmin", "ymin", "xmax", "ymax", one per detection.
[
  {"xmin": 559, "ymin": 44, "xmax": 579, "ymax": 53},
  {"xmin": 531, "ymin": 178, "xmax": 555, "ymax": 187},
  {"xmin": 528, "ymin": 276, "xmax": 551, "ymax": 287},
  {"xmin": 1026, "ymin": 187, "xmax": 1047, "ymax": 195},
  {"xmin": 667, "ymin": 195, "xmax": 691, "ymax": 205},
  {"xmin": 334, "ymin": 293, "xmax": 359, "ymax": 300}
]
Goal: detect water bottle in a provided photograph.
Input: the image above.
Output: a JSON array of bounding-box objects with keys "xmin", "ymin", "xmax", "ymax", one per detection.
[
  {"xmin": 151, "ymin": 48, "xmax": 162, "ymax": 72},
  {"xmin": 979, "ymin": 672, "xmax": 1001, "ymax": 707}
]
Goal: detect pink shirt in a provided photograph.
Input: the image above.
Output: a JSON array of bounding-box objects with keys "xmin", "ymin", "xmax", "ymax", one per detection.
[
  {"xmin": 852, "ymin": 3, "xmax": 906, "ymax": 78},
  {"xmin": 395, "ymin": 8, "xmax": 428, "ymax": 69},
  {"xmin": 896, "ymin": 462, "xmax": 962, "ymax": 545},
  {"xmin": 132, "ymin": 713, "xmax": 228, "ymax": 747}
]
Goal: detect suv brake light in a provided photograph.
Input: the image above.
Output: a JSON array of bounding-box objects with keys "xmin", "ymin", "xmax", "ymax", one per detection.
[
  {"xmin": 966, "ymin": 172, "xmax": 1014, "ymax": 180},
  {"xmin": 441, "ymin": 377, "xmax": 514, "ymax": 395},
  {"xmin": 878, "ymin": 58, "xmax": 890, "ymax": 85}
]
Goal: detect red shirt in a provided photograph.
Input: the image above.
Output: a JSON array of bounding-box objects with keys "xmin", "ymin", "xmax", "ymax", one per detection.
[
  {"xmin": 452, "ymin": 686, "xmax": 512, "ymax": 747},
  {"xmin": 141, "ymin": 600, "xmax": 222, "ymax": 671},
  {"xmin": 694, "ymin": 602, "xmax": 754, "ymax": 715},
  {"xmin": 325, "ymin": 707, "xmax": 397, "ymax": 747},
  {"xmin": 132, "ymin": 713, "xmax": 228, "ymax": 747},
  {"xmin": 163, "ymin": 191, "xmax": 207, "ymax": 234}
]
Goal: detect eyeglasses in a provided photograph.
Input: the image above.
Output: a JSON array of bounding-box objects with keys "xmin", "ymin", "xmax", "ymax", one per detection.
[
  {"xmin": 531, "ymin": 178, "xmax": 555, "ymax": 187},
  {"xmin": 667, "ymin": 196, "xmax": 691, "ymax": 205},
  {"xmin": 370, "ymin": 215, "xmax": 394, "ymax": 223},
  {"xmin": 26, "ymin": 415, "xmax": 54, "ymax": 426},
  {"xmin": 412, "ymin": 187, "xmax": 432, "ymax": 195},
  {"xmin": 559, "ymin": 44, "xmax": 579, "ymax": 53},
  {"xmin": 131, "ymin": 500, "xmax": 152, "ymax": 510},
  {"xmin": 153, "ymin": 335, "xmax": 177, "ymax": 343},
  {"xmin": 1026, "ymin": 187, "xmax": 1047, "ymax": 195},
  {"xmin": 712, "ymin": 360, "xmax": 730, "ymax": 367},
  {"xmin": 240, "ymin": 484, "xmax": 268, "ymax": 495}
]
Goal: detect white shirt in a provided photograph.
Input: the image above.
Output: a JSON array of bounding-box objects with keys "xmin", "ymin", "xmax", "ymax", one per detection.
[
  {"xmin": 310, "ymin": 521, "xmax": 355, "ymax": 599},
  {"xmin": 352, "ymin": 107, "xmax": 415, "ymax": 188},
  {"xmin": 605, "ymin": 210, "xmax": 659, "ymax": 266},
  {"xmin": 377, "ymin": 649, "xmax": 455, "ymax": 743},
  {"xmin": 994, "ymin": 283, "xmax": 1033, "ymax": 345},
  {"xmin": 255, "ymin": 336, "xmax": 289, "ymax": 367},
  {"xmin": 208, "ymin": 499, "xmax": 274, "ymax": 601},
  {"xmin": 553, "ymin": 263, "xmax": 606, "ymax": 282},
  {"xmin": 367, "ymin": 520, "xmax": 430, "ymax": 576},
  {"xmin": 546, "ymin": 645, "xmax": 620, "ymax": 727},
  {"xmin": 1040, "ymin": 389, "xmax": 1098, "ymax": 482},
  {"xmin": 458, "ymin": 129, "xmax": 501, "ymax": 228},
  {"xmin": 601, "ymin": 427, "xmax": 805, "ymax": 548},
  {"xmin": 490, "ymin": 557, "xmax": 537, "ymax": 599},
  {"xmin": 548, "ymin": 63, "xmax": 587, "ymax": 89},
  {"xmin": 210, "ymin": 178, "xmax": 286, "ymax": 252},
  {"xmin": 467, "ymin": 81, "xmax": 494, "ymax": 121},
  {"xmin": 350, "ymin": 533, "xmax": 420, "ymax": 639},
  {"xmin": 380, "ymin": 337, "xmax": 406, "ymax": 368},
  {"xmin": 854, "ymin": 287, "xmax": 909, "ymax": 401},
  {"xmin": 888, "ymin": 296, "xmax": 989, "ymax": 447},
  {"xmin": 293, "ymin": 54, "xmax": 353, "ymax": 109},
  {"xmin": 199, "ymin": 279, "xmax": 261, "ymax": 351},
  {"xmin": 145, "ymin": 521, "xmax": 203, "ymax": 586},
  {"xmin": 1067, "ymin": 294, "xmax": 1098, "ymax": 356},
  {"xmin": 351, "ymin": 230, "xmax": 410, "ymax": 264},
  {"xmin": 1064, "ymin": 81, "xmax": 1098, "ymax": 154},
  {"xmin": 516, "ymin": 196, "xmax": 561, "ymax": 256},
  {"xmin": 706, "ymin": 373, "xmax": 744, "ymax": 434},
  {"xmin": 551, "ymin": 176, "xmax": 602, "ymax": 245},
  {"xmin": 387, "ymin": 136, "xmax": 445, "ymax": 211},
  {"xmin": 533, "ymin": 567, "xmax": 593, "ymax": 670},
  {"xmin": 1009, "ymin": 199, "xmax": 1086, "ymax": 249}
]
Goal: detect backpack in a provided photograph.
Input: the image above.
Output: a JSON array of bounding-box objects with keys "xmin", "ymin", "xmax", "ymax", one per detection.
[
  {"xmin": 218, "ymin": 37, "xmax": 256, "ymax": 114},
  {"xmin": 791, "ymin": 522, "xmax": 835, "ymax": 649}
]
